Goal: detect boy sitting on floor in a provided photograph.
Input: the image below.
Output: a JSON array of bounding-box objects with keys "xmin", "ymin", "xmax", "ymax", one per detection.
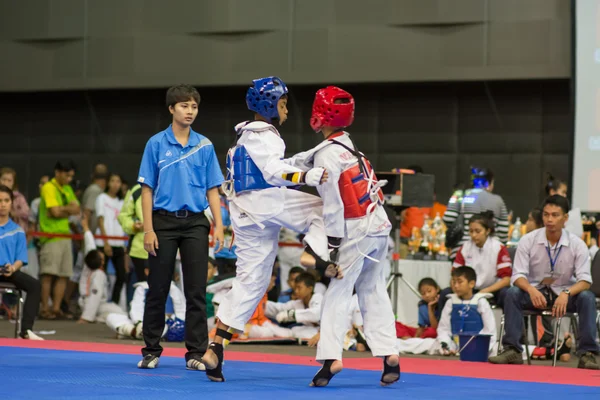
[
  {"xmin": 77, "ymin": 215, "xmax": 126, "ymax": 324},
  {"xmin": 266, "ymin": 272, "xmax": 323, "ymax": 339},
  {"xmin": 433, "ymin": 266, "xmax": 497, "ymax": 355},
  {"xmin": 244, "ymin": 270, "xmax": 296, "ymax": 339},
  {"xmin": 105, "ymin": 268, "xmax": 185, "ymax": 340},
  {"xmin": 396, "ymin": 267, "xmax": 496, "ymax": 356}
]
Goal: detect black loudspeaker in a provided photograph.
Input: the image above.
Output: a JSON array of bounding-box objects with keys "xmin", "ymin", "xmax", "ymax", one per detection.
[{"xmin": 376, "ymin": 172, "xmax": 435, "ymax": 208}]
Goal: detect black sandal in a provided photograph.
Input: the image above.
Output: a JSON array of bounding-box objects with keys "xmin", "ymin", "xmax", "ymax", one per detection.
[
  {"xmin": 380, "ymin": 356, "xmax": 400, "ymax": 386},
  {"xmin": 311, "ymin": 360, "xmax": 338, "ymax": 387}
]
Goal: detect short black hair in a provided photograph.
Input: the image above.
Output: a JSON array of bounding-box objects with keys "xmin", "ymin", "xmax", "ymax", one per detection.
[
  {"xmin": 288, "ymin": 266, "xmax": 305, "ymax": 279},
  {"xmin": 451, "ymin": 266, "xmax": 477, "ymax": 283},
  {"xmin": 0, "ymin": 184, "xmax": 13, "ymax": 201},
  {"xmin": 418, "ymin": 277, "xmax": 439, "ymax": 291},
  {"xmin": 55, "ymin": 159, "xmax": 76, "ymax": 173},
  {"xmin": 166, "ymin": 84, "xmax": 201, "ymax": 108},
  {"xmin": 529, "ymin": 207, "xmax": 543, "ymax": 228},
  {"xmin": 545, "ymin": 173, "xmax": 566, "ymax": 196},
  {"xmin": 295, "ymin": 272, "xmax": 316, "ymax": 288},
  {"xmin": 84, "ymin": 250, "xmax": 104, "ymax": 270},
  {"xmin": 542, "ymin": 195, "xmax": 570, "ymax": 214},
  {"xmin": 469, "ymin": 211, "xmax": 495, "ymax": 235}
]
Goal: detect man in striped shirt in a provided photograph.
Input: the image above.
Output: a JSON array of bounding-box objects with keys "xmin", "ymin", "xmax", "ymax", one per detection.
[{"xmin": 443, "ymin": 168, "xmax": 509, "ymax": 260}]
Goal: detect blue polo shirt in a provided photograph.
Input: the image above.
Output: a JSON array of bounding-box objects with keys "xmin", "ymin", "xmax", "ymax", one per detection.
[
  {"xmin": 138, "ymin": 125, "xmax": 224, "ymax": 213},
  {"xmin": 0, "ymin": 219, "xmax": 28, "ymax": 266}
]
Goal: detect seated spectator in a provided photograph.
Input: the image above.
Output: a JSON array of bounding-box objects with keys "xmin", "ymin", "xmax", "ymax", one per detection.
[
  {"xmin": 0, "ymin": 168, "xmax": 30, "ymax": 233},
  {"xmin": 0, "ymin": 185, "xmax": 43, "ymax": 340},
  {"xmin": 106, "ymin": 268, "xmax": 185, "ymax": 340},
  {"xmin": 439, "ymin": 212, "xmax": 512, "ymax": 311},
  {"xmin": 244, "ymin": 270, "xmax": 295, "ymax": 339},
  {"xmin": 525, "ymin": 207, "xmax": 543, "ymax": 234},
  {"xmin": 435, "ymin": 267, "xmax": 497, "ymax": 356},
  {"xmin": 278, "ymin": 266, "xmax": 304, "ymax": 303},
  {"xmin": 306, "ymin": 267, "xmax": 327, "ymax": 296},
  {"xmin": 489, "ymin": 195, "xmax": 599, "ymax": 369},
  {"xmin": 524, "ymin": 206, "xmax": 557, "ymax": 360},
  {"xmin": 395, "ymin": 267, "xmax": 496, "ymax": 356},
  {"xmin": 77, "ymin": 215, "xmax": 126, "ymax": 324},
  {"xmin": 266, "ymin": 272, "xmax": 322, "ymax": 339},
  {"xmin": 395, "ymin": 278, "xmax": 441, "ymax": 339}
]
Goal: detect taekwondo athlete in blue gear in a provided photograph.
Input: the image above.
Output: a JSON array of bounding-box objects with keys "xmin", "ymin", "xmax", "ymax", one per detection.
[{"xmin": 202, "ymin": 76, "xmax": 335, "ymax": 382}]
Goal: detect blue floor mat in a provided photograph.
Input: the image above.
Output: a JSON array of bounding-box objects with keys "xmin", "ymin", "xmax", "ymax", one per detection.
[{"xmin": 0, "ymin": 347, "xmax": 598, "ymax": 400}]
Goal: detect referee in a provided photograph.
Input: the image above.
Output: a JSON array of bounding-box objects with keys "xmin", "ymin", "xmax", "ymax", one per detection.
[{"xmin": 137, "ymin": 84, "xmax": 224, "ymax": 370}]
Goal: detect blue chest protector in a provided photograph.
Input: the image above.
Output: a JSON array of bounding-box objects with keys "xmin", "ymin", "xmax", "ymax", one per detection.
[
  {"xmin": 226, "ymin": 145, "xmax": 274, "ymax": 194},
  {"xmin": 449, "ymin": 293, "xmax": 485, "ymax": 335}
]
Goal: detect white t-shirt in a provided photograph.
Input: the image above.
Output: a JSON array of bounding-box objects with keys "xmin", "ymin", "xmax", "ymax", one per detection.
[{"xmin": 94, "ymin": 193, "xmax": 125, "ymax": 247}]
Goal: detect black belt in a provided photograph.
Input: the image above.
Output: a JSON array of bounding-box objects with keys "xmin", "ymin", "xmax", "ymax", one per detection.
[{"xmin": 155, "ymin": 209, "xmax": 201, "ymax": 219}]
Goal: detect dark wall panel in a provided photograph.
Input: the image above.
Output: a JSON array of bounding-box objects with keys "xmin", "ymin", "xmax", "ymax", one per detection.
[{"xmin": 0, "ymin": 0, "xmax": 571, "ymax": 91}]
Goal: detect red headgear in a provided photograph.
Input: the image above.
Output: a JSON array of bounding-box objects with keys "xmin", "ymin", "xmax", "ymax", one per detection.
[{"xmin": 310, "ymin": 86, "xmax": 355, "ymax": 132}]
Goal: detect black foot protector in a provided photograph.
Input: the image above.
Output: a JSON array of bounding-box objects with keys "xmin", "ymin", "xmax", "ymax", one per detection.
[
  {"xmin": 380, "ymin": 355, "xmax": 400, "ymax": 386},
  {"xmin": 204, "ymin": 328, "xmax": 231, "ymax": 382},
  {"xmin": 305, "ymin": 246, "xmax": 342, "ymax": 279},
  {"xmin": 205, "ymin": 342, "xmax": 225, "ymax": 382},
  {"xmin": 311, "ymin": 360, "xmax": 337, "ymax": 387}
]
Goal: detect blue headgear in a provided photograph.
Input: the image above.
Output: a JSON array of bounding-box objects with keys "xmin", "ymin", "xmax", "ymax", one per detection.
[
  {"xmin": 246, "ymin": 76, "xmax": 288, "ymax": 123},
  {"xmin": 471, "ymin": 167, "xmax": 490, "ymax": 189},
  {"xmin": 165, "ymin": 317, "xmax": 185, "ymax": 342}
]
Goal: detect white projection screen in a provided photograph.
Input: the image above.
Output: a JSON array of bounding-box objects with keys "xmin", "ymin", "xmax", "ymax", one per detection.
[{"xmin": 574, "ymin": 0, "xmax": 600, "ymax": 211}]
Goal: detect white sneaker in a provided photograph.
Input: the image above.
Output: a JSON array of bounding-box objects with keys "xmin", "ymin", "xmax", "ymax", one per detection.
[
  {"xmin": 186, "ymin": 359, "xmax": 206, "ymax": 371},
  {"xmin": 20, "ymin": 330, "xmax": 44, "ymax": 341},
  {"xmin": 138, "ymin": 355, "xmax": 159, "ymax": 369}
]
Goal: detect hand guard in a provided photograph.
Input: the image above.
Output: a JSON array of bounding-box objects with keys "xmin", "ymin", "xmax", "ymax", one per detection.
[
  {"xmin": 276, "ymin": 309, "xmax": 296, "ymax": 324},
  {"xmin": 304, "ymin": 167, "xmax": 326, "ymax": 186}
]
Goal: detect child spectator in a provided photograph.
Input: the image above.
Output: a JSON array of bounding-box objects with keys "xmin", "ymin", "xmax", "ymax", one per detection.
[
  {"xmin": 266, "ymin": 272, "xmax": 322, "ymax": 339},
  {"xmin": 106, "ymin": 269, "xmax": 185, "ymax": 340},
  {"xmin": 245, "ymin": 270, "xmax": 295, "ymax": 339},
  {"xmin": 77, "ymin": 215, "xmax": 126, "ymax": 324},
  {"xmin": 278, "ymin": 266, "xmax": 304, "ymax": 303},
  {"xmin": 439, "ymin": 212, "xmax": 512, "ymax": 311},
  {"xmin": 434, "ymin": 267, "xmax": 496, "ymax": 356},
  {"xmin": 395, "ymin": 278, "xmax": 441, "ymax": 339}
]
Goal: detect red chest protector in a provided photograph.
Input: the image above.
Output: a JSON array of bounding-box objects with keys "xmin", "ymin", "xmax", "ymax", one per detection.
[{"xmin": 330, "ymin": 138, "xmax": 384, "ymax": 219}]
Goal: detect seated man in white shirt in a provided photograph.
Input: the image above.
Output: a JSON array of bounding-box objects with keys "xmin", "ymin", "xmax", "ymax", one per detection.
[{"xmin": 489, "ymin": 195, "xmax": 599, "ymax": 369}]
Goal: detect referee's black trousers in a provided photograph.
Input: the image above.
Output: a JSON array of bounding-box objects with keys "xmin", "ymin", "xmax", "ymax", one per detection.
[{"xmin": 142, "ymin": 211, "xmax": 210, "ymax": 361}]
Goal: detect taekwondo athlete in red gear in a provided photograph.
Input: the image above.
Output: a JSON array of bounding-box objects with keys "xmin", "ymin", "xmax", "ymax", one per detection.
[
  {"xmin": 302, "ymin": 87, "xmax": 400, "ymax": 387},
  {"xmin": 201, "ymin": 76, "xmax": 335, "ymax": 382}
]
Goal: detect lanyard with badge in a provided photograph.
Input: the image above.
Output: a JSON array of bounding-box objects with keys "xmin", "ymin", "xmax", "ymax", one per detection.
[{"xmin": 541, "ymin": 238, "xmax": 562, "ymax": 285}]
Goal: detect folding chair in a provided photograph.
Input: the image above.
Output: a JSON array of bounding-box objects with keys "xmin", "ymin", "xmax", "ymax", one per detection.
[
  {"xmin": 0, "ymin": 281, "xmax": 24, "ymax": 338},
  {"xmin": 497, "ymin": 309, "xmax": 578, "ymax": 367}
]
